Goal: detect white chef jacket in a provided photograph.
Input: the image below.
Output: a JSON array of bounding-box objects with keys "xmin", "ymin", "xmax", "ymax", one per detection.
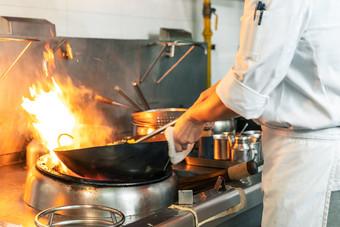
[
  {"xmin": 216, "ymin": 0, "xmax": 340, "ymax": 131},
  {"xmin": 215, "ymin": 0, "xmax": 340, "ymax": 226}
]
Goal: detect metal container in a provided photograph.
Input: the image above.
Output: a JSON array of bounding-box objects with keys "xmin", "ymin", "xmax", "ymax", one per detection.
[
  {"xmin": 243, "ymin": 130, "xmax": 262, "ymax": 162},
  {"xmin": 230, "ymin": 135, "xmax": 258, "ymax": 163},
  {"xmin": 198, "ymin": 135, "xmax": 214, "ymax": 159},
  {"xmin": 250, "ymin": 141, "xmax": 262, "ymax": 162},
  {"xmin": 213, "ymin": 119, "xmax": 237, "ymax": 134},
  {"xmin": 131, "ymin": 108, "xmax": 186, "ymax": 136},
  {"xmin": 242, "ymin": 130, "xmax": 262, "ymax": 140},
  {"xmin": 213, "ymin": 133, "xmax": 235, "ymax": 160}
]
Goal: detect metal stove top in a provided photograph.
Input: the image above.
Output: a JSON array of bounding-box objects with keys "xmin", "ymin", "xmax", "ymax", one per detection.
[{"xmin": 0, "ymin": 161, "xmax": 263, "ymax": 227}]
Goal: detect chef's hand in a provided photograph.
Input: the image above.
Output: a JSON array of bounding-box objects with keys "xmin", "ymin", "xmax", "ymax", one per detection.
[{"xmin": 173, "ymin": 110, "xmax": 205, "ymax": 152}]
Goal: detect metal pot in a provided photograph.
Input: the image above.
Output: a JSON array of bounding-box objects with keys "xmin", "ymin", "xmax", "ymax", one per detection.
[{"xmin": 131, "ymin": 108, "xmax": 186, "ymax": 136}]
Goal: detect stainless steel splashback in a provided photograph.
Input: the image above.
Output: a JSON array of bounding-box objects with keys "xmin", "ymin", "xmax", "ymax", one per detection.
[{"xmin": 0, "ymin": 37, "xmax": 207, "ymax": 164}]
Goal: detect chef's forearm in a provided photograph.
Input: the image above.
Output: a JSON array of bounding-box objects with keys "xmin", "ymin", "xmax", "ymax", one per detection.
[{"xmin": 187, "ymin": 91, "xmax": 239, "ymax": 123}]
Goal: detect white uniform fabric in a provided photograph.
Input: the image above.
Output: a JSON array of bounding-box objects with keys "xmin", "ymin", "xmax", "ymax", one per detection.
[
  {"xmin": 262, "ymin": 127, "xmax": 340, "ymax": 226},
  {"xmin": 216, "ymin": 0, "xmax": 340, "ymax": 130},
  {"xmin": 214, "ymin": 0, "xmax": 340, "ymax": 226}
]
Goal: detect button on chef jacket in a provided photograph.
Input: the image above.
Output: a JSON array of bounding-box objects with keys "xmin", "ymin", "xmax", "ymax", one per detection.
[{"xmin": 216, "ymin": 0, "xmax": 340, "ymax": 131}]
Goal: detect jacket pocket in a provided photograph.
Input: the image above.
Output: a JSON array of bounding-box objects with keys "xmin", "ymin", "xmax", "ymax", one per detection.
[{"xmin": 239, "ymin": 9, "xmax": 268, "ymax": 61}]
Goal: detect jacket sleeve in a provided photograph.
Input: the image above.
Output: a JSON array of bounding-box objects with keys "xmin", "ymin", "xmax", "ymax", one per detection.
[{"xmin": 216, "ymin": 0, "xmax": 312, "ymax": 119}]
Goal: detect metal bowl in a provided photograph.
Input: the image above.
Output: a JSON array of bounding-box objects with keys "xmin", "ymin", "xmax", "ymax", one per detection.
[{"xmin": 213, "ymin": 119, "xmax": 237, "ymax": 134}]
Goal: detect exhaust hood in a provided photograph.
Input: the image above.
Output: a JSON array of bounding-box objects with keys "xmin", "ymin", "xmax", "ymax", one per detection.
[{"xmin": 0, "ymin": 16, "xmax": 56, "ymax": 41}]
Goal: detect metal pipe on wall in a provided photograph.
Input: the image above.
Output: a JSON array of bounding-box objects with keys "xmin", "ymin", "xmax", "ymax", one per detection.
[{"xmin": 202, "ymin": 0, "xmax": 217, "ymax": 88}]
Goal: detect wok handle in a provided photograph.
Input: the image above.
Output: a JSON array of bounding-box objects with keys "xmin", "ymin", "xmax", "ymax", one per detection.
[{"xmin": 135, "ymin": 119, "xmax": 177, "ymax": 143}]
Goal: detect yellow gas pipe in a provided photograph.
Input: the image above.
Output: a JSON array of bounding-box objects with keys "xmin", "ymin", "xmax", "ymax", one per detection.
[{"xmin": 202, "ymin": 0, "xmax": 217, "ymax": 88}]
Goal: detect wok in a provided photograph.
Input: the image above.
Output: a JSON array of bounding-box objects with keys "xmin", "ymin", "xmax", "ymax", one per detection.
[{"xmin": 53, "ymin": 140, "xmax": 171, "ymax": 183}]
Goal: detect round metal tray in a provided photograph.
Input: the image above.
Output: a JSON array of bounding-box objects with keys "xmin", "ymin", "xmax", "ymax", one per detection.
[{"xmin": 35, "ymin": 204, "xmax": 125, "ymax": 227}]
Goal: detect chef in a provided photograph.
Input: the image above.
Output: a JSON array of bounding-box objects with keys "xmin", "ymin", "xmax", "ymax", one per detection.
[{"xmin": 173, "ymin": 0, "xmax": 340, "ymax": 226}]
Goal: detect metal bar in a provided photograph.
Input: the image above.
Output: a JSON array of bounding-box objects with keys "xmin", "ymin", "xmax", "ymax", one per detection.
[
  {"xmin": 0, "ymin": 41, "xmax": 32, "ymax": 82},
  {"xmin": 114, "ymin": 85, "xmax": 145, "ymax": 112},
  {"xmin": 156, "ymin": 45, "xmax": 195, "ymax": 85},
  {"xmin": 132, "ymin": 82, "xmax": 150, "ymax": 110},
  {"xmin": 111, "ymin": 212, "xmax": 118, "ymax": 223},
  {"xmin": 95, "ymin": 94, "xmax": 137, "ymax": 112},
  {"xmin": 52, "ymin": 39, "xmax": 66, "ymax": 53},
  {"xmin": 48, "ymin": 211, "xmax": 55, "ymax": 225},
  {"xmin": 140, "ymin": 45, "xmax": 167, "ymax": 82}
]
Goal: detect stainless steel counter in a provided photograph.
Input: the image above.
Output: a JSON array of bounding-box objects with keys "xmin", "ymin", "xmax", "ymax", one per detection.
[
  {"xmin": 0, "ymin": 164, "xmax": 39, "ymax": 227},
  {"xmin": 0, "ymin": 163, "xmax": 263, "ymax": 227},
  {"xmin": 127, "ymin": 164, "xmax": 263, "ymax": 227}
]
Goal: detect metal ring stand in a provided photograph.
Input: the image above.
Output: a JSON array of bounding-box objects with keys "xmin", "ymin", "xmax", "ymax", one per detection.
[{"xmin": 35, "ymin": 205, "xmax": 125, "ymax": 227}]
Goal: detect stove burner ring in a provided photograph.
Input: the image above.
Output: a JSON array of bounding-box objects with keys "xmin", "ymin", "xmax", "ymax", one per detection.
[
  {"xmin": 36, "ymin": 154, "xmax": 172, "ymax": 186},
  {"xmin": 35, "ymin": 205, "xmax": 125, "ymax": 227}
]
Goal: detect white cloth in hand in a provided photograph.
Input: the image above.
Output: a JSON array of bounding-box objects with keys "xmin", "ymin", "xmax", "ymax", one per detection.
[{"xmin": 165, "ymin": 126, "xmax": 194, "ymax": 164}]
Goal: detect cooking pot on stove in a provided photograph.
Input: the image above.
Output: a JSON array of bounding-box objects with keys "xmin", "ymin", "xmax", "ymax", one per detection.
[{"xmin": 131, "ymin": 108, "xmax": 186, "ymax": 136}]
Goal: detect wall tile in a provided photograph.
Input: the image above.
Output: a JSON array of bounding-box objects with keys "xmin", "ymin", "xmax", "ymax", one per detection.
[
  {"xmin": 66, "ymin": 0, "xmax": 121, "ymax": 14},
  {"xmin": 121, "ymin": 16, "xmax": 163, "ymax": 40},
  {"xmin": 0, "ymin": 0, "xmax": 244, "ymax": 85},
  {"xmin": 163, "ymin": 0, "xmax": 199, "ymax": 21},
  {"xmin": 0, "ymin": 0, "xmax": 66, "ymax": 10},
  {"xmin": 66, "ymin": 12, "xmax": 122, "ymax": 38},
  {"xmin": 121, "ymin": 0, "xmax": 164, "ymax": 18}
]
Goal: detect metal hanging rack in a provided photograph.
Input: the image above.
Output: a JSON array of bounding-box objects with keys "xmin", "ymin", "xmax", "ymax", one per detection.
[{"xmin": 0, "ymin": 16, "xmax": 56, "ymax": 82}]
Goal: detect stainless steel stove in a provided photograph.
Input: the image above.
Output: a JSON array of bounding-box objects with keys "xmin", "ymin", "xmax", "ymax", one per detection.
[
  {"xmin": 0, "ymin": 159, "xmax": 263, "ymax": 227},
  {"xmin": 24, "ymin": 154, "xmax": 177, "ymax": 225}
]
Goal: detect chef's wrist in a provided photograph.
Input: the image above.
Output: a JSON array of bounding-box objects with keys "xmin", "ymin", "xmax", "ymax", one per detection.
[{"xmin": 186, "ymin": 108, "xmax": 207, "ymax": 125}]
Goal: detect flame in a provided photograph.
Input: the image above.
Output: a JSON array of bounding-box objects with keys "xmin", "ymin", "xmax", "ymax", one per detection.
[
  {"xmin": 21, "ymin": 43, "xmax": 113, "ymax": 173},
  {"xmin": 22, "ymin": 78, "xmax": 75, "ymax": 151},
  {"xmin": 21, "ymin": 44, "xmax": 76, "ymax": 169},
  {"xmin": 42, "ymin": 43, "xmax": 55, "ymax": 78}
]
